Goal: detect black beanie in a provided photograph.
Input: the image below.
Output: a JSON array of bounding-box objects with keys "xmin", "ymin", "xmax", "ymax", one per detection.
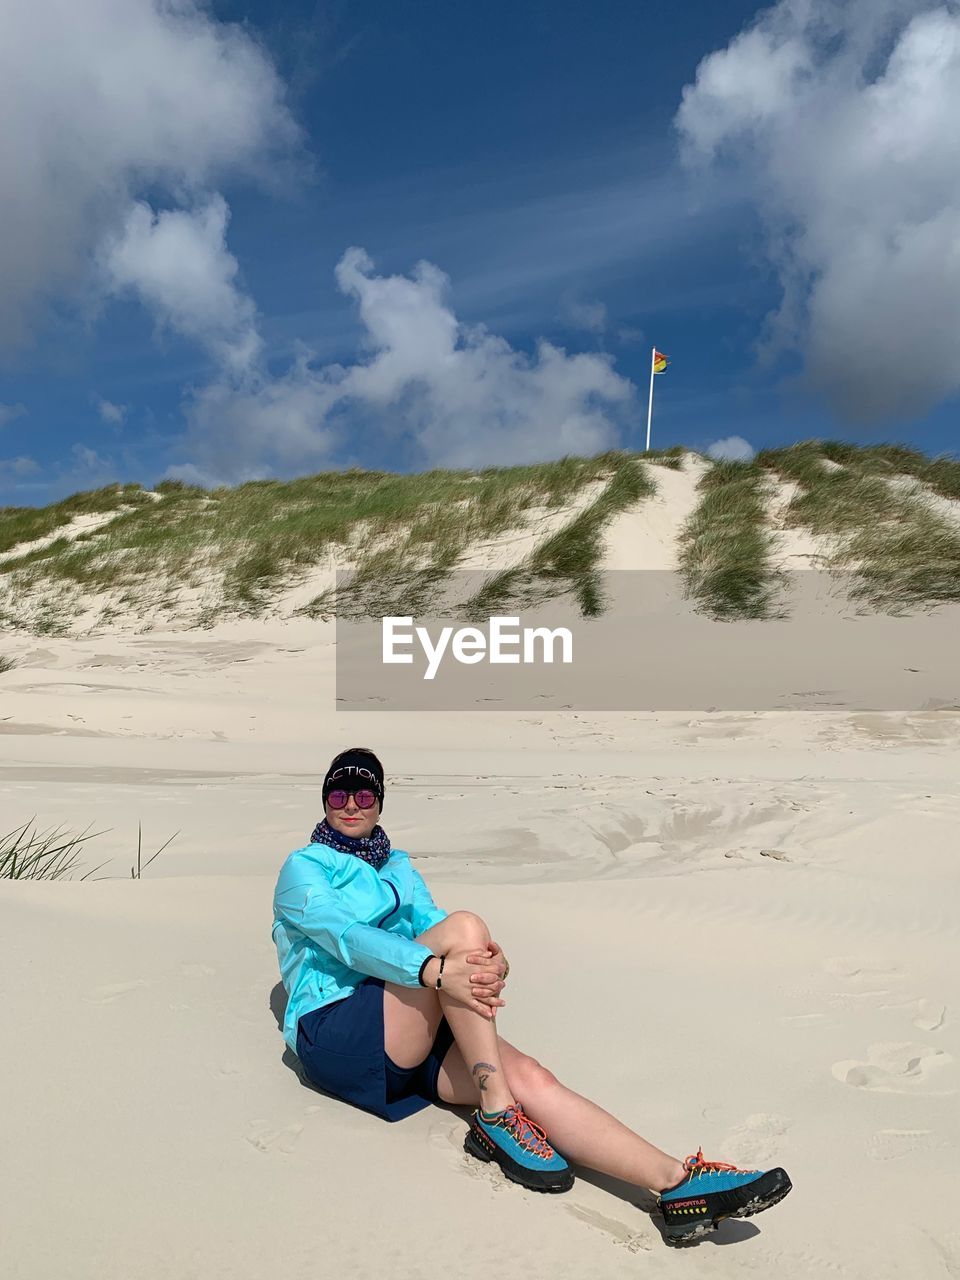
[{"xmin": 322, "ymin": 748, "xmax": 385, "ymax": 809}]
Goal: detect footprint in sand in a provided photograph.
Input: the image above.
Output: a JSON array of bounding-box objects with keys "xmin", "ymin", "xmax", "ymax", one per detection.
[
  {"xmin": 778, "ymin": 1011, "xmax": 828, "ymax": 1026},
  {"xmin": 213, "ymin": 1063, "xmax": 246, "ymax": 1080},
  {"xmin": 722, "ymin": 1113, "xmax": 791, "ymax": 1168},
  {"xmin": 818, "ymin": 955, "xmax": 905, "ymax": 1010},
  {"xmin": 245, "ymin": 1119, "xmax": 303, "ymax": 1154},
  {"xmin": 563, "ymin": 1203, "xmax": 652, "ymax": 1254},
  {"xmin": 832, "ymin": 1042, "xmax": 953, "ymax": 1093},
  {"xmin": 913, "ymin": 999, "xmax": 947, "ymax": 1032},
  {"xmin": 915, "ymin": 1228, "xmax": 960, "ymax": 1276},
  {"xmin": 723, "ymin": 847, "xmax": 794, "ymax": 864},
  {"xmin": 82, "ymin": 979, "xmax": 147, "ymax": 1004},
  {"xmin": 822, "ymin": 956, "xmax": 900, "ymax": 980},
  {"xmin": 865, "ymin": 1129, "xmax": 947, "ymax": 1162},
  {"xmin": 427, "ymin": 1119, "xmax": 510, "ymax": 1193}
]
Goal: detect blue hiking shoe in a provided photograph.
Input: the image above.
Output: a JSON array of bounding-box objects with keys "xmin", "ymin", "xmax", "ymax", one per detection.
[
  {"xmin": 464, "ymin": 1104, "xmax": 574, "ymax": 1193},
  {"xmin": 659, "ymin": 1147, "xmax": 792, "ymax": 1245}
]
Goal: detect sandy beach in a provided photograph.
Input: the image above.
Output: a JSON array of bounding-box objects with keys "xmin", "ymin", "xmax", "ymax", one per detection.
[
  {"xmin": 2, "ymin": 597, "xmax": 959, "ymax": 1279},
  {"xmin": 6, "ymin": 0, "xmax": 960, "ymax": 1270}
]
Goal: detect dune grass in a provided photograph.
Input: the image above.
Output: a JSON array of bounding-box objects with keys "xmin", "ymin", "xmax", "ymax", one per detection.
[
  {"xmin": 1, "ymin": 820, "xmax": 109, "ymax": 880},
  {"xmin": 758, "ymin": 441, "xmax": 896, "ymax": 534},
  {"xmin": 844, "ymin": 504, "xmax": 960, "ymax": 610},
  {"xmin": 758, "ymin": 440, "xmax": 960, "ymax": 610},
  {"xmin": 296, "ymin": 452, "xmax": 654, "ymax": 621},
  {"xmin": 0, "ymin": 818, "xmax": 178, "ymax": 880},
  {"xmin": 641, "ymin": 445, "xmax": 686, "ymax": 470},
  {"xmin": 130, "ymin": 822, "xmax": 179, "ymax": 879},
  {"xmin": 0, "ymin": 483, "xmax": 154, "ymax": 556},
  {"xmin": 2, "ymin": 454, "xmax": 641, "ymax": 630},
  {"xmin": 817, "ymin": 440, "xmax": 960, "ymax": 501},
  {"xmin": 0, "ymin": 655, "xmax": 14, "ymax": 674},
  {"xmin": 464, "ymin": 454, "xmax": 658, "ymax": 617},
  {"xmin": 678, "ymin": 459, "xmax": 781, "ymax": 619},
  {"xmin": 4, "ymin": 443, "xmax": 959, "ymax": 627}
]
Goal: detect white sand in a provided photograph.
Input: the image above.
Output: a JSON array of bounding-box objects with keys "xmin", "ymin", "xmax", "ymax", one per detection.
[
  {"xmin": 890, "ymin": 475, "xmax": 960, "ymax": 534},
  {"xmin": 2, "ymin": 472, "xmax": 960, "ymax": 1278},
  {"xmin": 602, "ymin": 456, "xmax": 706, "ymax": 570},
  {"xmin": 766, "ymin": 477, "xmax": 833, "ymax": 571}
]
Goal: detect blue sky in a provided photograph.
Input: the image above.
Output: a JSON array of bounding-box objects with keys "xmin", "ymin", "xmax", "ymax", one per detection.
[{"xmin": 2, "ymin": 0, "xmax": 959, "ymax": 505}]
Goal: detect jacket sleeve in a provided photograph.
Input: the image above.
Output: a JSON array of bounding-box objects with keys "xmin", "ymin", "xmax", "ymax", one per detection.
[
  {"xmin": 274, "ymin": 862, "xmax": 433, "ymax": 988},
  {"xmin": 410, "ymin": 863, "xmax": 448, "ymax": 937}
]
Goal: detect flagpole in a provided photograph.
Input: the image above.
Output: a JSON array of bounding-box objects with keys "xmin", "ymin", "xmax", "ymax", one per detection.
[{"xmin": 645, "ymin": 345, "xmax": 656, "ymax": 451}]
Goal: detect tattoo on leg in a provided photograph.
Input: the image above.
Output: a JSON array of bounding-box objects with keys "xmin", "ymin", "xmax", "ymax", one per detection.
[{"xmin": 472, "ymin": 1061, "xmax": 497, "ymax": 1092}]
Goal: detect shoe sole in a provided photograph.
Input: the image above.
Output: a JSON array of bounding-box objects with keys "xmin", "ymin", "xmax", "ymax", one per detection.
[
  {"xmin": 464, "ymin": 1126, "xmax": 574, "ymax": 1193},
  {"xmin": 662, "ymin": 1168, "xmax": 793, "ymax": 1245}
]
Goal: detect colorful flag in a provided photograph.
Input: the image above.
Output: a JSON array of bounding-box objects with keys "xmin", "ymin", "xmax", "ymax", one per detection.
[{"xmin": 653, "ymin": 350, "xmax": 669, "ymax": 374}]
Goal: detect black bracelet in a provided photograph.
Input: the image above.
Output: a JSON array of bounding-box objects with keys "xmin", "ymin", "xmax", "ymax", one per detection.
[
  {"xmin": 417, "ymin": 954, "xmax": 436, "ymax": 988},
  {"xmin": 436, "ymin": 954, "xmax": 446, "ymax": 991}
]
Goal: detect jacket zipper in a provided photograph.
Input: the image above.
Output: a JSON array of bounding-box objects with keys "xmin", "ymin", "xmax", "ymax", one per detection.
[{"xmin": 377, "ymin": 880, "xmax": 401, "ymax": 928}]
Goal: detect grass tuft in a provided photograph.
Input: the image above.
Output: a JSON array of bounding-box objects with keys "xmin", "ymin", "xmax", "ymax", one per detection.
[
  {"xmin": 130, "ymin": 822, "xmax": 179, "ymax": 879},
  {"xmin": 679, "ymin": 459, "xmax": 781, "ymax": 619},
  {"xmin": 1, "ymin": 820, "xmax": 110, "ymax": 880},
  {"xmin": 0, "ymin": 819, "xmax": 179, "ymax": 880},
  {"xmin": 643, "ymin": 445, "xmax": 687, "ymax": 470},
  {"xmin": 758, "ymin": 440, "xmax": 960, "ymax": 610}
]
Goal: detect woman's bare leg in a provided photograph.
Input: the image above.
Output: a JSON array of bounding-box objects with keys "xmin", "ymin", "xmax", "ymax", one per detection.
[
  {"xmin": 383, "ymin": 911, "xmax": 515, "ymax": 1112},
  {"xmin": 438, "ymin": 1038, "xmax": 685, "ymax": 1194},
  {"xmin": 383, "ymin": 910, "xmax": 685, "ymax": 1193}
]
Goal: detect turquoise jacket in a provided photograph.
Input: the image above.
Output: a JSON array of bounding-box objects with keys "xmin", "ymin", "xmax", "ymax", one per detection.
[{"xmin": 272, "ymin": 839, "xmax": 448, "ymax": 1053}]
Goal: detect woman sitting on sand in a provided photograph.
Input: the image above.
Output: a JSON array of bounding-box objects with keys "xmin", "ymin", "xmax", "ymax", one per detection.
[{"xmin": 272, "ymin": 746, "xmax": 791, "ymax": 1245}]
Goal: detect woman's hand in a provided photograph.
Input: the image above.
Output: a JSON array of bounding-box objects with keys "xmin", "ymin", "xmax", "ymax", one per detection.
[
  {"xmin": 465, "ymin": 941, "xmax": 508, "ymax": 1014},
  {"xmin": 441, "ymin": 947, "xmax": 506, "ymax": 1018}
]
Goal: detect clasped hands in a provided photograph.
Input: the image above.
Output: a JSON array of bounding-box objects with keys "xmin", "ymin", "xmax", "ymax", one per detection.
[{"xmin": 458, "ymin": 939, "xmax": 509, "ymax": 1018}]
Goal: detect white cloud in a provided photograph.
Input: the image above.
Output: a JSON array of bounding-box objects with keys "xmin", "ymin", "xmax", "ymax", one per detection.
[
  {"xmin": 170, "ymin": 249, "xmax": 636, "ymax": 481},
  {"xmin": 96, "ymin": 398, "xmax": 127, "ymax": 426},
  {"xmin": 100, "ymin": 197, "xmax": 262, "ymax": 374},
  {"xmin": 616, "ymin": 326, "xmax": 645, "ymax": 346},
  {"xmin": 335, "ymin": 250, "xmax": 633, "ymax": 467},
  {"xmin": 563, "ymin": 297, "xmax": 608, "ymax": 334},
  {"xmin": 172, "ymin": 351, "xmax": 343, "ymax": 486},
  {"xmin": 0, "ymin": 0, "xmax": 298, "ymax": 350},
  {"xmin": 71, "ymin": 443, "xmax": 111, "ymax": 472},
  {"xmin": 677, "ymin": 0, "xmax": 960, "ymax": 422},
  {"xmin": 0, "ymin": 402, "xmax": 27, "ymax": 428},
  {"xmin": 706, "ymin": 435, "xmax": 756, "ymax": 462},
  {"xmin": 0, "ymin": 455, "xmax": 39, "ymax": 480}
]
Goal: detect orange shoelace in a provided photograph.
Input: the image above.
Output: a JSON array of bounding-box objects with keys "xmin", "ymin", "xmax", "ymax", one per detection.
[
  {"xmin": 683, "ymin": 1147, "xmax": 759, "ymax": 1177},
  {"xmin": 492, "ymin": 1106, "xmax": 556, "ymax": 1160}
]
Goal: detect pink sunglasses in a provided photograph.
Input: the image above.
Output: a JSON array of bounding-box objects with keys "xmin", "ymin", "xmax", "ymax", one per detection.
[{"xmin": 327, "ymin": 788, "xmax": 378, "ymax": 810}]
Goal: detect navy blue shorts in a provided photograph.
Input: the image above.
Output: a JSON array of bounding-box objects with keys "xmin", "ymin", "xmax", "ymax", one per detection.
[{"xmin": 296, "ymin": 978, "xmax": 455, "ymax": 1122}]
